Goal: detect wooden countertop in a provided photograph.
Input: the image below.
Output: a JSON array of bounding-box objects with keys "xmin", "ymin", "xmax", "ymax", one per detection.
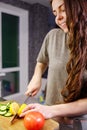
[{"xmin": 0, "ymin": 115, "xmax": 59, "ymax": 130}]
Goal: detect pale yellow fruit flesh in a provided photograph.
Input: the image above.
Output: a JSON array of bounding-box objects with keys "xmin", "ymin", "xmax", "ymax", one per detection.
[
  {"xmin": 17, "ymin": 104, "xmax": 27, "ymax": 116},
  {"xmin": 10, "ymin": 102, "xmax": 20, "ymax": 115}
]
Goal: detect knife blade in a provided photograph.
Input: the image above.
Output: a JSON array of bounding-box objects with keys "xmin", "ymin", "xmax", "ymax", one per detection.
[
  {"xmin": 10, "ymin": 93, "xmax": 32, "ymax": 124},
  {"xmin": 23, "ymin": 93, "xmax": 32, "ymax": 104}
]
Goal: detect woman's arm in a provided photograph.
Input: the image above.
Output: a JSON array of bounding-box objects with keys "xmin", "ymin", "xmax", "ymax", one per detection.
[
  {"xmin": 20, "ymin": 98, "xmax": 87, "ymax": 119},
  {"xmin": 53, "ymin": 98, "xmax": 87, "ymax": 117},
  {"xmin": 25, "ymin": 62, "xmax": 47, "ymax": 96}
]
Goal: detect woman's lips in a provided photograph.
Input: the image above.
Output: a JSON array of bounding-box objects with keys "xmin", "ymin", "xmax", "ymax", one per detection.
[
  {"xmin": 60, "ymin": 22, "xmax": 66, "ymax": 27},
  {"xmin": 59, "ymin": 22, "xmax": 68, "ymax": 32}
]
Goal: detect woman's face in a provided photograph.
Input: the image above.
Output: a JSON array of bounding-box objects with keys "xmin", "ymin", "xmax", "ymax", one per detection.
[{"xmin": 52, "ymin": 0, "xmax": 68, "ymax": 33}]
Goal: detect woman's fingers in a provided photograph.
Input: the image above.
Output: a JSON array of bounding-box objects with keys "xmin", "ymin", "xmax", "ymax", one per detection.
[{"xmin": 20, "ymin": 104, "xmax": 36, "ymax": 117}]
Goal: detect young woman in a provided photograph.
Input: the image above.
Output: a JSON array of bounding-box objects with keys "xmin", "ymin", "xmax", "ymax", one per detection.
[
  {"xmin": 21, "ymin": 0, "xmax": 87, "ymax": 129},
  {"xmin": 25, "ymin": 0, "xmax": 69, "ymax": 105}
]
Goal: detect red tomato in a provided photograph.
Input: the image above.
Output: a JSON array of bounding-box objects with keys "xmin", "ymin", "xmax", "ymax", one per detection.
[{"xmin": 24, "ymin": 111, "xmax": 45, "ymax": 130}]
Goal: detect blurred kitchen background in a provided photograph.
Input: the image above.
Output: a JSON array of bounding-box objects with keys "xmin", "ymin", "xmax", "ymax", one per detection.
[{"xmin": 0, "ymin": 0, "xmax": 57, "ymax": 103}]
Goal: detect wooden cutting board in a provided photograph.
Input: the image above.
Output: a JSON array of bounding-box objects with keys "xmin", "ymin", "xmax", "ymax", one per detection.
[
  {"xmin": 0, "ymin": 101, "xmax": 59, "ymax": 130},
  {"xmin": 0, "ymin": 115, "xmax": 59, "ymax": 130}
]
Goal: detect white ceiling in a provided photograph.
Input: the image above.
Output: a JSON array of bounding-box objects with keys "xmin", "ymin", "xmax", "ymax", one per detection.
[{"xmin": 21, "ymin": 0, "xmax": 50, "ymax": 7}]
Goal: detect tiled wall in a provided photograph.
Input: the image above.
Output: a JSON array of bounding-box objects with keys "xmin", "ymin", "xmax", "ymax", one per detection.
[{"xmin": 0, "ymin": 0, "xmax": 56, "ymax": 81}]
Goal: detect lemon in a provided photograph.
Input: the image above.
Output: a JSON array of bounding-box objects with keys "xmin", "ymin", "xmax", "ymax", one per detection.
[
  {"xmin": 17, "ymin": 104, "xmax": 27, "ymax": 116},
  {"xmin": 10, "ymin": 102, "xmax": 20, "ymax": 115}
]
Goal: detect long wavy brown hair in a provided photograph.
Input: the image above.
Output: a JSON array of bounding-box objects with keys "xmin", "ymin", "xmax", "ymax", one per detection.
[{"xmin": 61, "ymin": 0, "xmax": 87, "ymax": 102}]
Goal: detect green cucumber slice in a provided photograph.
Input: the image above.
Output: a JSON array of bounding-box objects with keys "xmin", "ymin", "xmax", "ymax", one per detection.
[
  {"xmin": 0, "ymin": 105, "xmax": 7, "ymax": 111},
  {"xmin": 4, "ymin": 112, "xmax": 12, "ymax": 117},
  {"xmin": 0, "ymin": 110, "xmax": 7, "ymax": 115},
  {"xmin": 6, "ymin": 102, "xmax": 11, "ymax": 109},
  {"xmin": 0, "ymin": 102, "xmax": 13, "ymax": 117}
]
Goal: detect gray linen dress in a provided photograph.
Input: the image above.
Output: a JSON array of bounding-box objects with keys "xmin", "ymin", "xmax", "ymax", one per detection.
[{"xmin": 37, "ymin": 28, "xmax": 69, "ymax": 105}]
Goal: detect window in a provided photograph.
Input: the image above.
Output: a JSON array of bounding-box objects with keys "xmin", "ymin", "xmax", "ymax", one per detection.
[{"xmin": 0, "ymin": 3, "xmax": 29, "ymax": 98}]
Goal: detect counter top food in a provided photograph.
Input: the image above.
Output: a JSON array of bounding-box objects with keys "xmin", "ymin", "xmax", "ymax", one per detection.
[{"xmin": 0, "ymin": 100, "xmax": 59, "ymax": 130}]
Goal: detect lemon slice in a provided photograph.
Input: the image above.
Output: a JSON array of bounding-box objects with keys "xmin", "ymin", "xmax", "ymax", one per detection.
[
  {"xmin": 10, "ymin": 102, "xmax": 20, "ymax": 115},
  {"xmin": 17, "ymin": 104, "xmax": 27, "ymax": 116}
]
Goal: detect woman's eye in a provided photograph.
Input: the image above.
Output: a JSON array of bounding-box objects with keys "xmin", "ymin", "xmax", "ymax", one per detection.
[
  {"xmin": 61, "ymin": 9, "xmax": 65, "ymax": 12},
  {"xmin": 60, "ymin": 4, "xmax": 65, "ymax": 12}
]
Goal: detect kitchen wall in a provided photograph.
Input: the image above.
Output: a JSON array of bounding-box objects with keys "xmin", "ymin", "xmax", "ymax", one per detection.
[{"xmin": 0, "ymin": 0, "xmax": 56, "ymax": 81}]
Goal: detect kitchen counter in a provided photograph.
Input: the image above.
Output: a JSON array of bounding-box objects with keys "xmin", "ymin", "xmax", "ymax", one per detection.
[
  {"xmin": 0, "ymin": 115, "xmax": 59, "ymax": 130},
  {"xmin": 0, "ymin": 97, "xmax": 6, "ymax": 101}
]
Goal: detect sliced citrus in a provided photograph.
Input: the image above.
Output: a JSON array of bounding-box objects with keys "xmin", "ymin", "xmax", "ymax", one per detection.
[
  {"xmin": 10, "ymin": 102, "xmax": 20, "ymax": 115},
  {"xmin": 17, "ymin": 104, "xmax": 27, "ymax": 116}
]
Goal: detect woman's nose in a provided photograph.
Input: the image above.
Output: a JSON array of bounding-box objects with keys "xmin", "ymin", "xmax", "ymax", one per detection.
[{"xmin": 56, "ymin": 13, "xmax": 63, "ymax": 20}]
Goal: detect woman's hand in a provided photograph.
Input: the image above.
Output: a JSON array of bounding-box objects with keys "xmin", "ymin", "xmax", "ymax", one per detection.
[
  {"xmin": 25, "ymin": 76, "xmax": 42, "ymax": 96},
  {"xmin": 20, "ymin": 103, "xmax": 55, "ymax": 119}
]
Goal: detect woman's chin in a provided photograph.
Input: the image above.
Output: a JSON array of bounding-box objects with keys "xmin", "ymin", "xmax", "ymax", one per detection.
[
  {"xmin": 59, "ymin": 25, "xmax": 68, "ymax": 33},
  {"xmin": 62, "ymin": 28, "xmax": 68, "ymax": 33}
]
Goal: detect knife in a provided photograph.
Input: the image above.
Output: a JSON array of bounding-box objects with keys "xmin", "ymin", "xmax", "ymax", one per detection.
[{"xmin": 10, "ymin": 93, "xmax": 32, "ymax": 124}]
